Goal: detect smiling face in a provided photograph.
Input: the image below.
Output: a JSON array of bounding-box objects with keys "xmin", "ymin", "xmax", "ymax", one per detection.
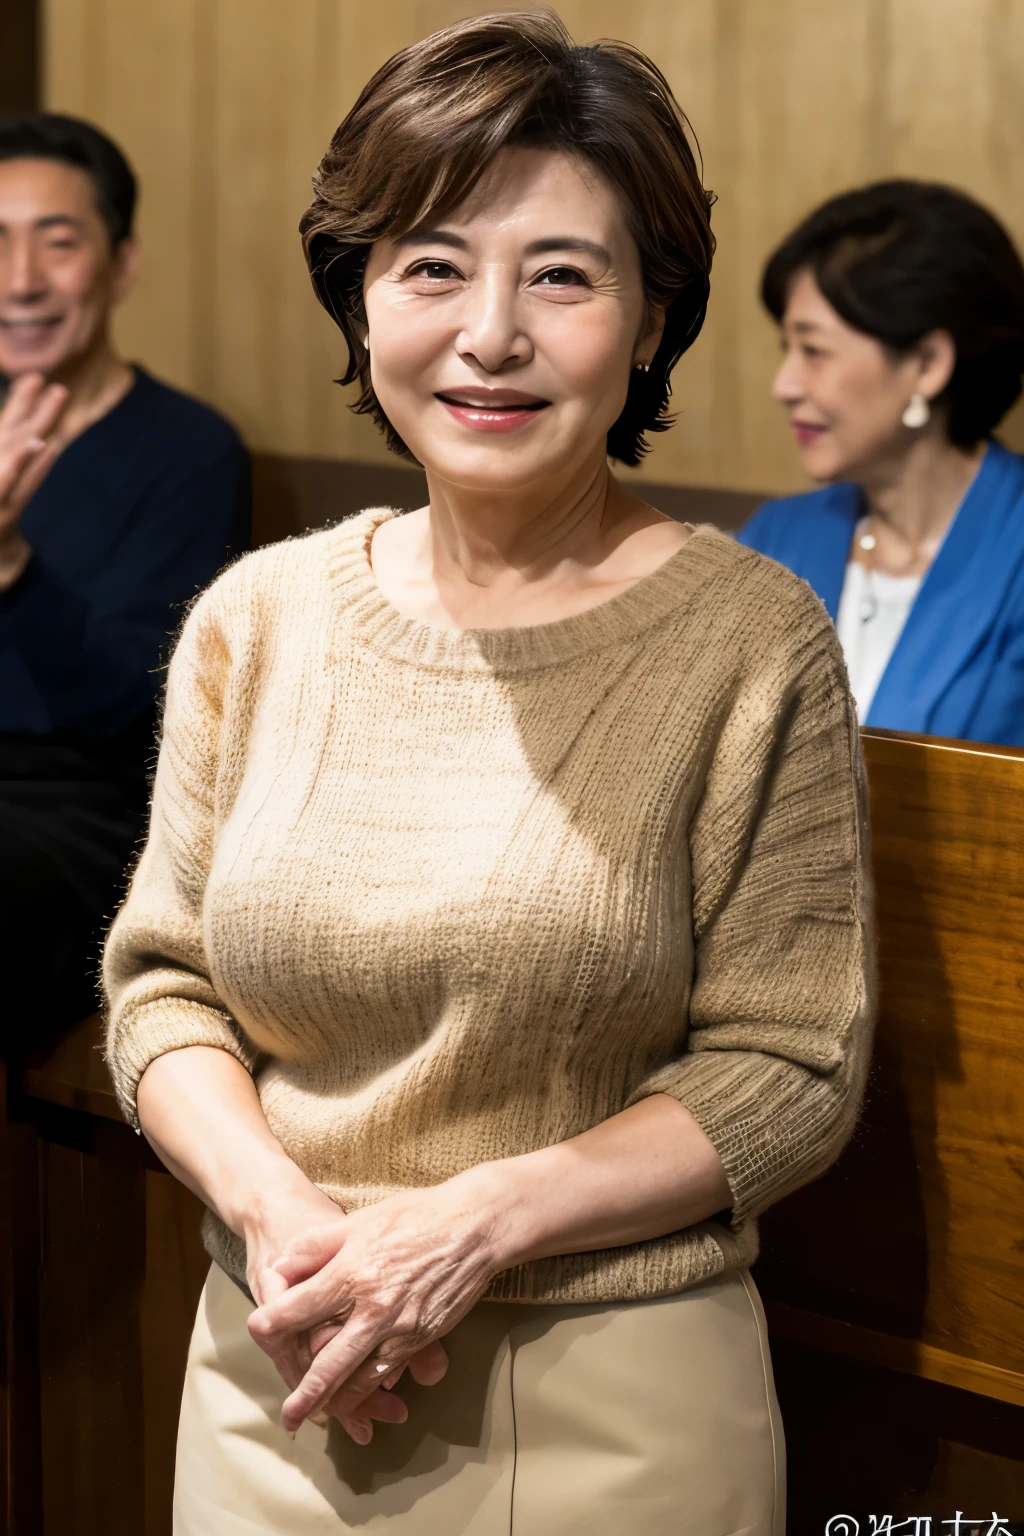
[
  {"xmin": 361, "ymin": 147, "xmax": 662, "ymax": 493},
  {"xmin": 0, "ymin": 156, "xmax": 137, "ymax": 381},
  {"xmin": 772, "ymin": 267, "xmax": 956, "ymax": 482}
]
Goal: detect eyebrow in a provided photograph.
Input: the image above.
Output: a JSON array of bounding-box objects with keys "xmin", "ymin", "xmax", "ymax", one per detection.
[
  {"xmin": 392, "ymin": 228, "xmax": 611, "ymax": 262},
  {"xmin": 0, "ymin": 214, "xmax": 84, "ymax": 235},
  {"xmin": 36, "ymin": 214, "xmax": 84, "ymax": 231}
]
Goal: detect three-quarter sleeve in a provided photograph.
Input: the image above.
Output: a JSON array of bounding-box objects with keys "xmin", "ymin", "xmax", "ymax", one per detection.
[
  {"xmin": 627, "ymin": 631, "xmax": 876, "ymax": 1226},
  {"xmin": 103, "ymin": 579, "xmax": 257, "ymax": 1126}
]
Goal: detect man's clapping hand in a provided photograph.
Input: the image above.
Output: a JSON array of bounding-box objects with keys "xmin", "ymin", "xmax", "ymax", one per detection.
[{"xmin": 0, "ymin": 371, "xmax": 67, "ymax": 587}]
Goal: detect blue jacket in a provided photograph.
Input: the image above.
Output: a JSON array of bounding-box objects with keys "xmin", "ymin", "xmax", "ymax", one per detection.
[{"xmin": 737, "ymin": 441, "xmax": 1024, "ymax": 745}]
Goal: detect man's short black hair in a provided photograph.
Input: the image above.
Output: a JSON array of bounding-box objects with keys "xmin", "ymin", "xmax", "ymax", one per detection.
[{"xmin": 0, "ymin": 112, "xmax": 136, "ymax": 248}]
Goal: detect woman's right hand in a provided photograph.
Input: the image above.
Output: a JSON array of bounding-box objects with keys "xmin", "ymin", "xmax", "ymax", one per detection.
[
  {"xmin": 135, "ymin": 1046, "xmax": 446, "ymax": 1445},
  {"xmin": 241, "ymin": 1171, "xmax": 448, "ymax": 1442}
]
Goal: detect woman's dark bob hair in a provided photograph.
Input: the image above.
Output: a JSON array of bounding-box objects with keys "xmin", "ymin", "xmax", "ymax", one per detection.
[
  {"xmin": 300, "ymin": 12, "xmax": 715, "ymax": 467},
  {"xmin": 762, "ymin": 180, "xmax": 1024, "ymax": 448}
]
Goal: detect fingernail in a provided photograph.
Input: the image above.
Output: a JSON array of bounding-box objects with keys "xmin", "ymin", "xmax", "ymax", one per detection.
[{"xmin": 351, "ymin": 1423, "xmax": 372, "ymax": 1445}]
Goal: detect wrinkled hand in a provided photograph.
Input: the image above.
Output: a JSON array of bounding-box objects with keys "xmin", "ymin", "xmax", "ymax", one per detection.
[
  {"xmin": 0, "ymin": 373, "xmax": 67, "ymax": 584},
  {"xmin": 243, "ymin": 1177, "xmax": 450, "ymax": 1444},
  {"xmin": 247, "ymin": 1171, "xmax": 501, "ymax": 1436}
]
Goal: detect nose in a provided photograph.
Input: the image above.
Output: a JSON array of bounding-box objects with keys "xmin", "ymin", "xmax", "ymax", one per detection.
[
  {"xmin": 771, "ymin": 341, "xmax": 805, "ymax": 406},
  {"xmin": 454, "ymin": 264, "xmax": 532, "ymax": 374},
  {"xmin": 3, "ymin": 234, "xmax": 49, "ymax": 304}
]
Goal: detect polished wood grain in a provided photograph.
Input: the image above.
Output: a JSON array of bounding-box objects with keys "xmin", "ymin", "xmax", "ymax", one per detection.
[
  {"xmin": 757, "ymin": 728, "xmax": 1024, "ymax": 1408},
  {"xmin": 20, "ymin": 1013, "xmax": 119, "ymax": 1123},
  {"xmin": 41, "ymin": 0, "xmax": 1024, "ymax": 497},
  {"xmin": 4, "ymin": 1022, "xmax": 209, "ymax": 1536},
  {"xmin": 34, "ymin": 1137, "xmax": 208, "ymax": 1536},
  {"xmin": 0, "ymin": 1061, "xmax": 43, "ymax": 1536}
]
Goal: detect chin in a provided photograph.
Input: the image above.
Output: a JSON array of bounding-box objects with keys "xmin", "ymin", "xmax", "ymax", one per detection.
[
  {"xmin": 0, "ymin": 352, "xmax": 48, "ymax": 379},
  {"xmin": 798, "ymin": 444, "xmax": 854, "ymax": 485},
  {"xmin": 0, "ymin": 344, "xmax": 71, "ymax": 381},
  {"xmin": 412, "ymin": 439, "xmax": 572, "ymax": 495},
  {"xmin": 424, "ymin": 460, "xmax": 550, "ymax": 495}
]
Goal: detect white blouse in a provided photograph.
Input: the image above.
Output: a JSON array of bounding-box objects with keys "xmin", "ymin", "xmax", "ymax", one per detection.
[{"xmin": 835, "ymin": 561, "xmax": 921, "ymax": 721}]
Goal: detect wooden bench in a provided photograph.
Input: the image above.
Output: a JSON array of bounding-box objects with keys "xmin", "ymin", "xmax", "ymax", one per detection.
[
  {"xmin": 2, "ymin": 727, "xmax": 1023, "ymax": 1533},
  {"xmin": 0, "ymin": 1023, "xmax": 207, "ymax": 1535},
  {"xmin": 760, "ymin": 728, "xmax": 1024, "ymax": 1409}
]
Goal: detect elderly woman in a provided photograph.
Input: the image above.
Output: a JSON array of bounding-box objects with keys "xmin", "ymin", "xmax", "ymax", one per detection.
[
  {"xmin": 103, "ymin": 14, "xmax": 874, "ymax": 1536},
  {"xmin": 740, "ymin": 180, "xmax": 1024, "ymax": 743}
]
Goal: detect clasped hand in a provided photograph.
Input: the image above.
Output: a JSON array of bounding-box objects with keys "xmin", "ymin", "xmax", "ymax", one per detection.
[{"xmin": 245, "ymin": 1170, "xmax": 504, "ymax": 1443}]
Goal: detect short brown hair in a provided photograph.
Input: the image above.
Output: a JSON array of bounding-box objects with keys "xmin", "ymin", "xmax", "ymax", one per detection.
[{"xmin": 300, "ymin": 12, "xmax": 714, "ymax": 467}]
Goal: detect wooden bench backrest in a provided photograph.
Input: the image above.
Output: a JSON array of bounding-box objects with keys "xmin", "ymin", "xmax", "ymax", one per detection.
[{"xmin": 758, "ymin": 727, "xmax": 1024, "ymax": 1406}]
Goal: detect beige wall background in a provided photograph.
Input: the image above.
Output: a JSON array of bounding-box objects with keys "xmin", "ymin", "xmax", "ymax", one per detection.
[{"xmin": 43, "ymin": 0, "xmax": 1024, "ymax": 494}]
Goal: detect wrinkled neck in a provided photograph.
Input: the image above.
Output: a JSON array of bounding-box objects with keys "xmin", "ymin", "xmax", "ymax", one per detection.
[{"xmin": 424, "ymin": 451, "xmax": 635, "ymax": 589}]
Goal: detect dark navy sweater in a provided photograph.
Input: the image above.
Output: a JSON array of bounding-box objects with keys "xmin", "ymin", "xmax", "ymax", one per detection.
[{"xmin": 0, "ymin": 366, "xmax": 250, "ymax": 746}]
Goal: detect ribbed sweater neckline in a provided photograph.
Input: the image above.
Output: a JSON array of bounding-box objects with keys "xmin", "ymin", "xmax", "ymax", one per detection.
[{"xmin": 325, "ymin": 506, "xmax": 723, "ymax": 675}]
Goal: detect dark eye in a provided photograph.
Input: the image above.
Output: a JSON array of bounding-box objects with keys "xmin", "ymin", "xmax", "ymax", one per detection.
[
  {"xmin": 535, "ymin": 266, "xmax": 586, "ymax": 288},
  {"xmin": 409, "ymin": 260, "xmax": 459, "ymax": 281}
]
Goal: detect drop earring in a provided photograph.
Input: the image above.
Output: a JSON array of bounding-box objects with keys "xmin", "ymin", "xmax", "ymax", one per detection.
[
  {"xmin": 634, "ymin": 361, "xmax": 650, "ymax": 373},
  {"xmin": 902, "ymin": 391, "xmax": 930, "ymax": 429}
]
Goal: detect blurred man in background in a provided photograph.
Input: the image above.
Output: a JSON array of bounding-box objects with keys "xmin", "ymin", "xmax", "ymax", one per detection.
[{"xmin": 0, "ymin": 113, "xmax": 249, "ymax": 1049}]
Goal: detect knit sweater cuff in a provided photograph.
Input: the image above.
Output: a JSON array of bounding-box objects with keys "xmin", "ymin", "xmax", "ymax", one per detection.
[
  {"xmin": 626, "ymin": 1047, "xmax": 853, "ymax": 1226},
  {"xmin": 105, "ymin": 998, "xmax": 257, "ymax": 1129}
]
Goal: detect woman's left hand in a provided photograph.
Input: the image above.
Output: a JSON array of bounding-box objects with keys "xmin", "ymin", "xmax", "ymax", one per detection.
[{"xmin": 247, "ymin": 1167, "xmax": 505, "ymax": 1433}]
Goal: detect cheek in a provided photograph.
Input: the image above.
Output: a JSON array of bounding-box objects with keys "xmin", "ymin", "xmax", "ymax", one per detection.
[
  {"xmin": 821, "ymin": 358, "xmax": 902, "ymax": 426},
  {"xmin": 53, "ymin": 256, "xmax": 109, "ymax": 308},
  {"xmin": 538, "ymin": 304, "xmax": 635, "ymax": 404},
  {"xmin": 367, "ymin": 300, "xmax": 450, "ymax": 400}
]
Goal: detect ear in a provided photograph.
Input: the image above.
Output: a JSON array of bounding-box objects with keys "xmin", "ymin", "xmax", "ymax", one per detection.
[
  {"xmin": 634, "ymin": 302, "xmax": 667, "ymax": 370},
  {"xmin": 914, "ymin": 329, "xmax": 956, "ymax": 402},
  {"xmin": 110, "ymin": 234, "xmax": 142, "ymax": 306}
]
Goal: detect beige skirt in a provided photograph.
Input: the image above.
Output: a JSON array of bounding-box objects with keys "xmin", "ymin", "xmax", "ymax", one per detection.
[{"xmin": 174, "ymin": 1262, "xmax": 785, "ymax": 1536}]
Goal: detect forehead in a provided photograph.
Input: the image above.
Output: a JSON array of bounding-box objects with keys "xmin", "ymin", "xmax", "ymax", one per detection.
[
  {"xmin": 0, "ymin": 157, "xmax": 102, "ymax": 225},
  {"xmin": 782, "ymin": 267, "xmax": 848, "ymax": 326},
  {"xmin": 429, "ymin": 146, "xmax": 628, "ymax": 245}
]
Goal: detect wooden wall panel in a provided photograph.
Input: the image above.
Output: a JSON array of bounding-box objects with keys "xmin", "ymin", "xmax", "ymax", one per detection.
[{"xmin": 41, "ymin": 0, "xmax": 1024, "ymax": 493}]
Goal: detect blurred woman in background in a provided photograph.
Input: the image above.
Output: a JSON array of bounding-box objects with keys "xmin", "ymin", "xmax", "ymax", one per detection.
[{"xmin": 739, "ymin": 181, "xmax": 1024, "ymax": 744}]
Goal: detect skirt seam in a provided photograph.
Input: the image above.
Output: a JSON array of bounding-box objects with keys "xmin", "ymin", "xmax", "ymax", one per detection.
[{"xmin": 738, "ymin": 1268, "xmax": 785, "ymax": 1536}]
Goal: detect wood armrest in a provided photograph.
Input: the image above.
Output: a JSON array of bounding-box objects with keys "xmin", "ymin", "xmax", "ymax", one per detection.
[{"xmin": 17, "ymin": 1013, "xmax": 123, "ymax": 1123}]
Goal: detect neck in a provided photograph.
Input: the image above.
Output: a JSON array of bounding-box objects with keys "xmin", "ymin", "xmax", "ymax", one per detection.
[
  {"xmin": 857, "ymin": 429, "xmax": 986, "ymax": 548},
  {"xmin": 47, "ymin": 333, "xmax": 134, "ymax": 446},
  {"xmin": 425, "ymin": 450, "xmax": 632, "ymax": 587}
]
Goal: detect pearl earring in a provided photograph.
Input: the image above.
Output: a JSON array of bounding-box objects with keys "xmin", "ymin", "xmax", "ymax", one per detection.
[{"xmin": 902, "ymin": 392, "xmax": 930, "ymax": 429}]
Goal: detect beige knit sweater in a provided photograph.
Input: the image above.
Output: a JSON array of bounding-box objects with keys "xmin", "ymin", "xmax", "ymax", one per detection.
[{"xmin": 104, "ymin": 509, "xmax": 875, "ymax": 1304}]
